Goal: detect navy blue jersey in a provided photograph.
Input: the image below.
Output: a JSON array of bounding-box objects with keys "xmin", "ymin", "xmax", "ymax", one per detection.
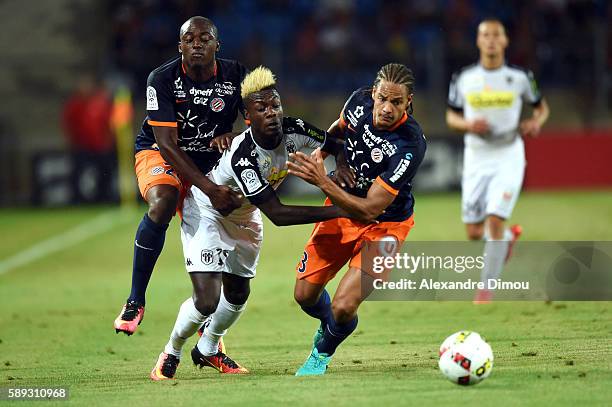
[
  {"xmin": 338, "ymin": 87, "xmax": 426, "ymax": 222},
  {"xmin": 135, "ymin": 57, "xmax": 247, "ymax": 174}
]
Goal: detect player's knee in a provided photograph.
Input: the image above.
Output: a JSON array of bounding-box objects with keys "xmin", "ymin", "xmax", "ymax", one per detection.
[
  {"xmin": 224, "ymin": 287, "xmax": 250, "ymax": 306},
  {"xmin": 147, "ymin": 187, "xmax": 179, "ymax": 224},
  {"xmin": 486, "ymin": 216, "xmax": 505, "ymax": 240},
  {"xmin": 294, "ymin": 287, "xmax": 318, "ymax": 307},
  {"xmin": 193, "ymin": 296, "xmax": 219, "ymax": 317},
  {"xmin": 467, "ymin": 229, "xmax": 484, "ymax": 240},
  {"xmin": 466, "ymin": 225, "xmax": 484, "ymax": 240},
  {"xmin": 331, "ymin": 298, "xmax": 359, "ymax": 323}
]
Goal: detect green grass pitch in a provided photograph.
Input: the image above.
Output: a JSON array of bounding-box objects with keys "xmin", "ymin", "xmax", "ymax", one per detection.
[{"xmin": 0, "ymin": 191, "xmax": 611, "ymax": 406}]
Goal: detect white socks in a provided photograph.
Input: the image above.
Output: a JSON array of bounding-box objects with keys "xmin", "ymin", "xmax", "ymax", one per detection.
[
  {"xmin": 196, "ymin": 291, "xmax": 246, "ymax": 356},
  {"xmin": 480, "ymin": 228, "xmax": 512, "ymax": 284},
  {"xmin": 164, "ymin": 298, "xmax": 207, "ymax": 358}
]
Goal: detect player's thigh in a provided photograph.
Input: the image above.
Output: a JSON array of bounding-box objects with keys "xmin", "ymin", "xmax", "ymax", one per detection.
[
  {"xmin": 485, "ymin": 161, "xmax": 525, "ymax": 220},
  {"xmin": 350, "ymin": 218, "xmax": 414, "ymax": 277},
  {"xmin": 225, "ymin": 217, "xmax": 263, "ymax": 280},
  {"xmin": 461, "ymin": 168, "xmax": 490, "ymax": 224},
  {"xmin": 181, "ymin": 209, "xmax": 234, "ymax": 274},
  {"xmin": 135, "ymin": 150, "xmax": 182, "ymax": 201},
  {"xmin": 296, "ymin": 234, "xmax": 356, "ymax": 286}
]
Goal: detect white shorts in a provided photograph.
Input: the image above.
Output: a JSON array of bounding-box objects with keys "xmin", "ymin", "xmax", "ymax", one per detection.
[
  {"xmin": 180, "ymin": 190, "xmax": 263, "ymax": 278},
  {"xmin": 461, "ymin": 138, "xmax": 526, "ymax": 224}
]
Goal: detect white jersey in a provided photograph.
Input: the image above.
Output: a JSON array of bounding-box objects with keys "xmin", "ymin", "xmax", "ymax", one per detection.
[
  {"xmin": 180, "ymin": 117, "xmax": 327, "ymax": 276},
  {"xmin": 448, "ymin": 63, "xmax": 542, "ymax": 149},
  {"xmin": 190, "ymin": 116, "xmax": 326, "ymax": 220}
]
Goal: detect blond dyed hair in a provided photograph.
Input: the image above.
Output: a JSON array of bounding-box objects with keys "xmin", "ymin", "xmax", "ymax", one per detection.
[{"xmin": 241, "ymin": 66, "xmax": 276, "ymax": 100}]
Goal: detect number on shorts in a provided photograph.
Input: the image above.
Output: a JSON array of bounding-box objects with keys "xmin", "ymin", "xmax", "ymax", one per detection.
[{"xmin": 297, "ymin": 251, "xmax": 308, "ymax": 273}]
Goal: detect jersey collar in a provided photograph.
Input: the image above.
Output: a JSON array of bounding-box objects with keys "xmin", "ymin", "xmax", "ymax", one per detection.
[{"xmin": 181, "ymin": 60, "xmax": 218, "ymax": 80}]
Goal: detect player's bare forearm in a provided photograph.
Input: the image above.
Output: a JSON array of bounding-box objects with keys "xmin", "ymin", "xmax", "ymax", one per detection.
[
  {"xmin": 154, "ymin": 130, "xmax": 217, "ymax": 194},
  {"xmin": 257, "ymin": 197, "xmax": 348, "ymax": 227},
  {"xmin": 288, "ymin": 150, "xmax": 391, "ymax": 222},
  {"xmin": 445, "ymin": 109, "xmax": 469, "ymax": 133},
  {"xmin": 318, "ymin": 176, "xmax": 391, "ymax": 222},
  {"xmin": 155, "ymin": 127, "xmax": 241, "ymax": 215},
  {"xmin": 533, "ymin": 98, "xmax": 550, "ymax": 127}
]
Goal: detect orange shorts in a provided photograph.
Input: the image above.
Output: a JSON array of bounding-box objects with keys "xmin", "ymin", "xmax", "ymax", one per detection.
[
  {"xmin": 296, "ymin": 201, "xmax": 415, "ymax": 285},
  {"xmin": 134, "ymin": 150, "xmax": 182, "ymax": 199}
]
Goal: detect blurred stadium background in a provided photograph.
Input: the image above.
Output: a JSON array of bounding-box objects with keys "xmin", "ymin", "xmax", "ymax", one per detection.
[
  {"xmin": 1, "ymin": 2, "xmax": 612, "ymax": 404},
  {"xmin": 0, "ymin": 0, "xmax": 611, "ymax": 206}
]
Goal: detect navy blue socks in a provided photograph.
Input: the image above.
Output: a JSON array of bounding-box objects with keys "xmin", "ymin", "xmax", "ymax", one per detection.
[
  {"xmin": 316, "ymin": 314, "xmax": 358, "ymax": 356},
  {"xmin": 300, "ymin": 289, "xmax": 331, "ymax": 326},
  {"xmin": 128, "ymin": 214, "xmax": 169, "ymax": 305},
  {"xmin": 300, "ymin": 289, "xmax": 358, "ymax": 356}
]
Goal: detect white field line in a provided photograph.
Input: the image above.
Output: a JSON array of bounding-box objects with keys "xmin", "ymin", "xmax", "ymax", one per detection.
[{"xmin": 0, "ymin": 209, "xmax": 133, "ymax": 275}]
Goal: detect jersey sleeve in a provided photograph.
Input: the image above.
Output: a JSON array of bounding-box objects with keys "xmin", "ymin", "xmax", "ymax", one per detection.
[
  {"xmin": 339, "ymin": 87, "xmax": 370, "ymax": 130},
  {"xmin": 447, "ymin": 72, "xmax": 464, "ymax": 111},
  {"xmin": 145, "ymin": 70, "xmax": 177, "ymax": 127},
  {"xmin": 375, "ymin": 136, "xmax": 425, "ymax": 196},
  {"xmin": 282, "ymin": 116, "xmax": 327, "ymax": 151},
  {"xmin": 521, "ymin": 69, "xmax": 543, "ymax": 106},
  {"xmin": 229, "ymin": 150, "xmax": 275, "ymax": 206}
]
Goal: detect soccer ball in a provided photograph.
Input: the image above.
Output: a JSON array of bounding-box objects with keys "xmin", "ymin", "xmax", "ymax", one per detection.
[{"xmin": 438, "ymin": 331, "xmax": 494, "ymax": 385}]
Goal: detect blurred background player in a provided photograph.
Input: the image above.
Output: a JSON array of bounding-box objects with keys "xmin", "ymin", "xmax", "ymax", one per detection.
[
  {"xmin": 61, "ymin": 73, "xmax": 116, "ymax": 204},
  {"xmin": 287, "ymin": 63, "xmax": 427, "ymax": 376},
  {"xmin": 445, "ymin": 19, "xmax": 550, "ymax": 303},
  {"xmin": 150, "ymin": 66, "xmax": 357, "ymax": 380},
  {"xmin": 114, "ymin": 16, "xmax": 246, "ymax": 335}
]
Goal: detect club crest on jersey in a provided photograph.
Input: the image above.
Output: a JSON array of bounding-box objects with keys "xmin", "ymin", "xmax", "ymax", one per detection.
[
  {"xmin": 285, "ymin": 138, "xmax": 297, "ymax": 154},
  {"xmin": 371, "ymin": 148, "xmax": 383, "ymax": 163},
  {"xmin": 211, "ymin": 97, "xmax": 225, "ymax": 112},
  {"xmin": 241, "ymin": 169, "xmax": 263, "ymax": 193},
  {"xmin": 201, "ymin": 250, "xmax": 214, "ymax": 265},
  {"xmin": 146, "ymin": 86, "xmax": 159, "ymax": 110},
  {"xmin": 150, "ymin": 166, "xmax": 164, "ymax": 175}
]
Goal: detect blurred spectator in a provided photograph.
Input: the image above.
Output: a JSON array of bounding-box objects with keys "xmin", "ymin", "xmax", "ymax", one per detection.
[{"xmin": 62, "ymin": 74, "xmax": 117, "ymax": 203}]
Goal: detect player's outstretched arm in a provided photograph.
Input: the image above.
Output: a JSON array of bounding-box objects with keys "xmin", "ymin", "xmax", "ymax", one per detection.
[
  {"xmin": 287, "ymin": 149, "xmax": 394, "ymax": 223},
  {"xmin": 255, "ymin": 191, "xmax": 349, "ymax": 227},
  {"xmin": 445, "ymin": 108, "xmax": 490, "ymax": 135},
  {"xmin": 153, "ymin": 126, "xmax": 242, "ymax": 216}
]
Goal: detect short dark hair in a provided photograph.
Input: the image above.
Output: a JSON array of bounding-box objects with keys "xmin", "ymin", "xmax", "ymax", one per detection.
[
  {"xmin": 373, "ymin": 63, "xmax": 415, "ymax": 95},
  {"xmin": 478, "ymin": 18, "xmax": 507, "ymax": 35},
  {"xmin": 179, "ymin": 16, "xmax": 218, "ymax": 39}
]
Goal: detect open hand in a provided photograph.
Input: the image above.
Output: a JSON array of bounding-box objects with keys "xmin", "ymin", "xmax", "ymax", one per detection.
[{"xmin": 287, "ymin": 148, "xmax": 328, "ymax": 187}]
